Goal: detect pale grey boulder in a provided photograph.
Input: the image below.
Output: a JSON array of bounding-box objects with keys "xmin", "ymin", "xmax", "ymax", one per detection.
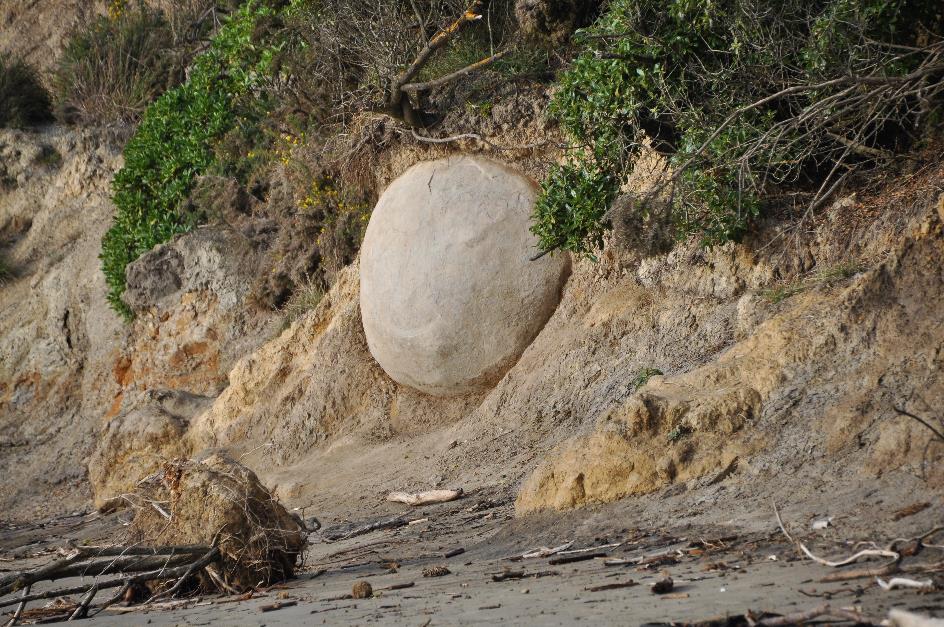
[{"xmin": 360, "ymin": 156, "xmax": 570, "ymax": 397}]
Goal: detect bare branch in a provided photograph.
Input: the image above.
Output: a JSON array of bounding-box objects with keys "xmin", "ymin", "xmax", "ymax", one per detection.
[{"xmin": 401, "ymin": 50, "xmax": 509, "ymax": 92}]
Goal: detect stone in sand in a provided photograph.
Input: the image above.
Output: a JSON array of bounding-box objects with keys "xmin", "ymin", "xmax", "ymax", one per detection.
[{"xmin": 360, "ymin": 156, "xmax": 570, "ymax": 396}]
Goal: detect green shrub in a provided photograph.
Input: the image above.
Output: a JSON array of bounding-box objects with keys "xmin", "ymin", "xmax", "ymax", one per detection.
[
  {"xmin": 533, "ymin": 0, "xmax": 944, "ymax": 256},
  {"xmin": 53, "ymin": 1, "xmax": 223, "ymax": 125},
  {"xmin": 0, "ymin": 59, "xmax": 53, "ymax": 128},
  {"xmin": 101, "ymin": 1, "xmax": 283, "ymax": 318}
]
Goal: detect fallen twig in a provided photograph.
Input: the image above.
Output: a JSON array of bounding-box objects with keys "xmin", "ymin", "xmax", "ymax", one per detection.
[
  {"xmin": 374, "ymin": 582, "xmax": 415, "ymax": 591},
  {"xmin": 0, "ymin": 551, "xmax": 200, "ymax": 597},
  {"xmin": 521, "ymin": 542, "xmax": 574, "ymax": 559},
  {"xmin": 756, "ymin": 604, "xmax": 835, "ymax": 626},
  {"xmin": 819, "ymin": 559, "xmax": 900, "ymax": 582},
  {"xmin": 586, "ymin": 580, "xmax": 637, "ymax": 592},
  {"xmin": 876, "ymin": 576, "xmax": 935, "ymax": 591},
  {"xmin": 332, "ymin": 515, "xmax": 408, "ymax": 541},
  {"xmin": 556, "ymin": 542, "xmax": 623, "ymax": 556},
  {"xmin": 774, "ymin": 502, "xmax": 899, "ymax": 566},
  {"xmin": 548, "ymin": 553, "xmax": 608, "ymax": 565},
  {"xmin": 4, "ymin": 585, "xmax": 29, "ymax": 627},
  {"xmin": 259, "ymin": 600, "xmax": 297, "ymax": 612},
  {"xmin": 143, "ymin": 547, "xmax": 221, "ymax": 604},
  {"xmin": 409, "ymin": 129, "xmax": 550, "ymax": 152},
  {"xmin": 68, "ymin": 585, "xmax": 98, "ymax": 621}
]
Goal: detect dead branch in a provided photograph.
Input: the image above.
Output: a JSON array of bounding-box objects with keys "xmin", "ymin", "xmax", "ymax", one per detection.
[
  {"xmin": 0, "ymin": 546, "xmax": 222, "ymax": 622},
  {"xmin": 401, "ymin": 50, "xmax": 509, "ymax": 92},
  {"xmin": 893, "ymin": 406, "xmax": 944, "ymax": 442},
  {"xmin": 68, "ymin": 585, "xmax": 98, "ymax": 621},
  {"xmin": 0, "ymin": 552, "xmax": 198, "ymax": 595},
  {"xmin": 391, "ymin": 1, "xmax": 484, "ymax": 100},
  {"xmin": 143, "ymin": 547, "xmax": 222, "ymax": 604},
  {"xmin": 521, "ymin": 541, "xmax": 574, "ymax": 559},
  {"xmin": 819, "ymin": 559, "xmax": 900, "ymax": 582},
  {"xmin": 756, "ymin": 604, "xmax": 867, "ymax": 626},
  {"xmin": 330, "ymin": 514, "xmax": 408, "ymax": 542},
  {"xmin": 876, "ymin": 576, "xmax": 935, "ymax": 591},
  {"xmin": 4, "ymin": 585, "xmax": 29, "ymax": 627},
  {"xmin": 408, "ymin": 128, "xmax": 549, "ymax": 151},
  {"xmin": 774, "ymin": 502, "xmax": 900, "ymax": 567}
]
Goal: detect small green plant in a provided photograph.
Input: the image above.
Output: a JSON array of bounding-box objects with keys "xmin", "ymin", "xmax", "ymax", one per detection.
[
  {"xmin": 634, "ymin": 367, "xmax": 663, "ymax": 388},
  {"xmin": 36, "ymin": 145, "xmax": 63, "ymax": 169},
  {"xmin": 667, "ymin": 424, "xmax": 692, "ymax": 443},
  {"xmin": 280, "ymin": 279, "xmax": 324, "ymax": 327},
  {"xmin": 101, "ymin": 1, "xmax": 284, "ymax": 318},
  {"xmin": 761, "ymin": 261, "xmax": 864, "ymax": 303},
  {"xmin": 0, "ymin": 58, "xmax": 53, "ymax": 128},
  {"xmin": 760, "ymin": 283, "xmax": 807, "ymax": 305}
]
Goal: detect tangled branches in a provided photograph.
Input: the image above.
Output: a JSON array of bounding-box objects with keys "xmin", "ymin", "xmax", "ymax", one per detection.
[
  {"xmin": 0, "ymin": 545, "xmax": 220, "ymax": 622},
  {"xmin": 280, "ymin": 0, "xmax": 518, "ymax": 128},
  {"xmin": 531, "ymin": 0, "xmax": 944, "ymax": 255}
]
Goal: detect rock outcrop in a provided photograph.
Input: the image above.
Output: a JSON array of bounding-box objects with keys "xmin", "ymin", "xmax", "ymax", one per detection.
[{"xmin": 360, "ymin": 156, "xmax": 570, "ymax": 396}]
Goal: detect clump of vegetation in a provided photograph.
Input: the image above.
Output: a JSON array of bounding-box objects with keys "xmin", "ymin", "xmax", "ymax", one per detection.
[
  {"xmin": 667, "ymin": 424, "xmax": 692, "ymax": 443},
  {"xmin": 634, "ymin": 367, "xmax": 663, "ymax": 388},
  {"xmin": 280, "ymin": 0, "xmax": 524, "ymax": 130},
  {"xmin": 101, "ymin": 1, "xmax": 284, "ymax": 318},
  {"xmin": 252, "ymin": 175, "xmax": 371, "ymax": 309},
  {"xmin": 761, "ymin": 261, "xmax": 864, "ymax": 303},
  {"xmin": 0, "ymin": 58, "xmax": 53, "ymax": 128},
  {"xmin": 532, "ymin": 0, "xmax": 944, "ymax": 256},
  {"xmin": 279, "ymin": 278, "xmax": 323, "ymax": 327},
  {"xmin": 53, "ymin": 0, "xmax": 223, "ymax": 125}
]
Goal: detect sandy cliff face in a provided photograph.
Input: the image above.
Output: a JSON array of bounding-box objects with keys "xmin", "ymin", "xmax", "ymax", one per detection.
[
  {"xmin": 94, "ymin": 160, "xmax": 944, "ymax": 520},
  {"xmin": 0, "ymin": 128, "xmax": 125, "ymax": 517},
  {"xmin": 1, "ymin": 122, "xmax": 940, "ymax": 524}
]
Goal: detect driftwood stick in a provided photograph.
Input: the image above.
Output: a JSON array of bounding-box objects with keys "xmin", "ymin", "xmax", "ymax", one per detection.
[
  {"xmin": 819, "ymin": 559, "xmax": 900, "ymax": 582},
  {"xmin": 757, "ymin": 604, "xmax": 833, "ymax": 626},
  {"xmin": 69, "ymin": 545, "xmax": 209, "ymax": 558},
  {"xmin": 774, "ymin": 502, "xmax": 899, "ymax": 566},
  {"xmin": 68, "ymin": 584, "xmax": 98, "ymax": 621},
  {"xmin": 4, "ymin": 585, "xmax": 30, "ymax": 627},
  {"xmin": 88, "ymin": 582, "xmax": 132, "ymax": 618},
  {"xmin": 144, "ymin": 547, "xmax": 221, "ymax": 604},
  {"xmin": 334, "ymin": 515, "xmax": 408, "ymax": 541},
  {"xmin": 1, "ymin": 553, "xmax": 196, "ymax": 595},
  {"xmin": 0, "ymin": 552, "xmax": 217, "ymax": 610},
  {"xmin": 0, "ymin": 547, "xmax": 208, "ymax": 596}
]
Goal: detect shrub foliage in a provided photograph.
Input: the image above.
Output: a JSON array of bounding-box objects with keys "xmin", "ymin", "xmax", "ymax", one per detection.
[
  {"xmin": 0, "ymin": 59, "xmax": 53, "ymax": 128},
  {"xmin": 101, "ymin": 2, "xmax": 282, "ymax": 318},
  {"xmin": 532, "ymin": 0, "xmax": 944, "ymax": 255}
]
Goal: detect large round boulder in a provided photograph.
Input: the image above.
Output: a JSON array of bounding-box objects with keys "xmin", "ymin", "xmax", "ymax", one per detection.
[{"xmin": 360, "ymin": 156, "xmax": 570, "ymax": 397}]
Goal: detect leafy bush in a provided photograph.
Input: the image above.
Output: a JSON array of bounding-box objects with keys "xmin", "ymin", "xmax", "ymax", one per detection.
[
  {"xmin": 53, "ymin": 0, "xmax": 221, "ymax": 125},
  {"xmin": 532, "ymin": 0, "xmax": 944, "ymax": 255},
  {"xmin": 101, "ymin": 2, "xmax": 283, "ymax": 318},
  {"xmin": 0, "ymin": 59, "xmax": 53, "ymax": 128}
]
